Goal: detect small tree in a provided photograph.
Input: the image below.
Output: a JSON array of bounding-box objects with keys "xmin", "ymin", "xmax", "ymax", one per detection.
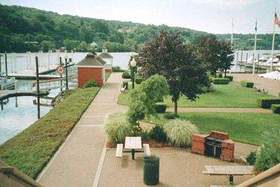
[
  {"xmin": 138, "ymin": 32, "xmax": 209, "ymax": 115},
  {"xmin": 218, "ymin": 41, "xmax": 234, "ymax": 77},
  {"xmin": 128, "ymin": 74, "xmax": 169, "ymax": 124}
]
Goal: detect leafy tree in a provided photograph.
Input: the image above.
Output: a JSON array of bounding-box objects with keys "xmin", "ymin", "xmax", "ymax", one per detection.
[
  {"xmin": 218, "ymin": 41, "xmax": 234, "ymax": 76},
  {"xmin": 193, "ymin": 35, "xmax": 221, "ymax": 76},
  {"xmin": 40, "ymin": 40, "xmax": 55, "ymax": 51},
  {"xmin": 138, "ymin": 32, "xmax": 209, "ymax": 115}
]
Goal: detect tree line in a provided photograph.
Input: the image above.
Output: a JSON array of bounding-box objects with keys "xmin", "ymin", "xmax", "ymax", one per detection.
[{"xmin": 0, "ymin": 4, "xmax": 279, "ymax": 53}]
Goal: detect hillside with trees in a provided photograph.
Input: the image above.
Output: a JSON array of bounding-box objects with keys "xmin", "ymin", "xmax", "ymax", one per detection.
[{"xmin": 0, "ymin": 4, "xmax": 279, "ymax": 53}]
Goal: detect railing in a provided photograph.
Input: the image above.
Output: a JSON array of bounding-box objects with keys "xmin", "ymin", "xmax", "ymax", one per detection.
[{"xmin": 237, "ymin": 163, "xmax": 280, "ymax": 187}]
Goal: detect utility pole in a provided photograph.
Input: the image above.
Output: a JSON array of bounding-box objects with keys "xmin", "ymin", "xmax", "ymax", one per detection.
[{"xmin": 35, "ymin": 56, "xmax": 40, "ymax": 119}]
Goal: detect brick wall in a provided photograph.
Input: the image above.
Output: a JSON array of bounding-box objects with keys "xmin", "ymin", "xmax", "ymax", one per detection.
[
  {"xmin": 209, "ymin": 131, "xmax": 229, "ymax": 140},
  {"xmin": 221, "ymin": 139, "xmax": 235, "ymax": 161},
  {"xmin": 78, "ymin": 67, "xmax": 104, "ymax": 87},
  {"xmin": 192, "ymin": 134, "xmax": 207, "ymax": 155}
]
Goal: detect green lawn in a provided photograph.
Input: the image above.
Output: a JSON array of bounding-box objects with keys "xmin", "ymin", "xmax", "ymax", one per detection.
[
  {"xmin": 118, "ymin": 82, "xmax": 271, "ymax": 108},
  {"xmin": 0, "ymin": 87, "xmax": 99, "ymax": 179},
  {"xmin": 149, "ymin": 112, "xmax": 280, "ymax": 145}
]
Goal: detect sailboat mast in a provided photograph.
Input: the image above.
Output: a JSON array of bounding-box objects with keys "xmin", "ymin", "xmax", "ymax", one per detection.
[
  {"xmin": 253, "ymin": 20, "xmax": 257, "ymax": 75},
  {"xmin": 231, "ymin": 18, "xmax": 234, "ymax": 50}
]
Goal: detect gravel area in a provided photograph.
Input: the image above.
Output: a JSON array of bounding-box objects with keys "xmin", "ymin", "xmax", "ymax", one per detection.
[{"xmin": 98, "ymin": 148, "xmax": 255, "ymax": 187}]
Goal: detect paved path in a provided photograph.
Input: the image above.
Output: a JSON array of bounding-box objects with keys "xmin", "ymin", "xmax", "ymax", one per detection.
[
  {"xmin": 167, "ymin": 107, "xmax": 271, "ymax": 113},
  {"xmin": 232, "ymin": 73, "xmax": 280, "ymax": 96},
  {"xmin": 37, "ymin": 73, "xmax": 125, "ymax": 187}
]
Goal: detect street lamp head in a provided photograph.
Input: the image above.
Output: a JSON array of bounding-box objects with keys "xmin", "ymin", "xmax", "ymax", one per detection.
[{"xmin": 130, "ymin": 57, "xmax": 137, "ymax": 67}]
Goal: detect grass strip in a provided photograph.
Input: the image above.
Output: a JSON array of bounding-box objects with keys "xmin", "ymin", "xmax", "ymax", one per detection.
[
  {"xmin": 0, "ymin": 87, "xmax": 99, "ymax": 179},
  {"xmin": 149, "ymin": 112, "xmax": 280, "ymax": 145}
]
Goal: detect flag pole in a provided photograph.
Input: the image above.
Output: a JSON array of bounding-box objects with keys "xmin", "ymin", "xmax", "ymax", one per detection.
[
  {"xmin": 253, "ymin": 19, "xmax": 257, "ymax": 75},
  {"xmin": 231, "ymin": 18, "xmax": 234, "ymax": 50},
  {"xmin": 271, "ymin": 10, "xmax": 276, "ymax": 72}
]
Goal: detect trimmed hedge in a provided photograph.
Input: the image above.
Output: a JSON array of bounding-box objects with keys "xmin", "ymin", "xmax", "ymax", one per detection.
[
  {"xmin": 212, "ymin": 78, "xmax": 230, "ymax": 85},
  {"xmin": 241, "ymin": 81, "xmax": 254, "ymax": 88},
  {"xmin": 122, "ymin": 71, "xmax": 131, "ymax": 79},
  {"xmin": 258, "ymin": 98, "xmax": 280, "ymax": 109},
  {"xmin": 154, "ymin": 102, "xmax": 167, "ymax": 113},
  {"xmin": 272, "ymin": 104, "xmax": 280, "ymax": 114},
  {"xmin": 225, "ymin": 76, "xmax": 233, "ymax": 81}
]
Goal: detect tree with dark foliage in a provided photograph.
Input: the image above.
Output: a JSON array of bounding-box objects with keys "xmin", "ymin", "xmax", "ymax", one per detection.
[
  {"xmin": 192, "ymin": 35, "xmax": 221, "ymax": 76},
  {"xmin": 138, "ymin": 32, "xmax": 209, "ymax": 115},
  {"xmin": 218, "ymin": 41, "xmax": 234, "ymax": 77}
]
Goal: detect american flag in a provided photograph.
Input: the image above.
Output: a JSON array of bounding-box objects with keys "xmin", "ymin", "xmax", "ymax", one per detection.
[{"xmin": 274, "ymin": 12, "xmax": 280, "ymax": 27}]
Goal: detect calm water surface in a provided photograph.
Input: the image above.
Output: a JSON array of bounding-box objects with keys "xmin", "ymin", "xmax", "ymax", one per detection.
[{"xmin": 0, "ymin": 52, "xmax": 131, "ymax": 144}]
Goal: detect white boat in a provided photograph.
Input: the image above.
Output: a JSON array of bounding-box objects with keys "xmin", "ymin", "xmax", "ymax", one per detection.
[{"xmin": 0, "ymin": 76, "xmax": 15, "ymax": 90}]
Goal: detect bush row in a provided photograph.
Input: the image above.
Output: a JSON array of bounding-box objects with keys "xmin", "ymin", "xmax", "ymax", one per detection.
[
  {"xmin": 258, "ymin": 98, "xmax": 280, "ymax": 109},
  {"xmin": 241, "ymin": 81, "xmax": 254, "ymax": 88},
  {"xmin": 211, "ymin": 78, "xmax": 230, "ymax": 85}
]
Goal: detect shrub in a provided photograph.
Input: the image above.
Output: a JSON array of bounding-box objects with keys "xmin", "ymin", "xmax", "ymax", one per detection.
[
  {"xmin": 246, "ymin": 151, "xmax": 257, "ymax": 165},
  {"xmin": 122, "ymin": 71, "xmax": 131, "ymax": 79},
  {"xmin": 212, "ymin": 78, "xmax": 230, "ymax": 85},
  {"xmin": 83, "ymin": 80, "xmax": 98, "ymax": 88},
  {"xmin": 241, "ymin": 81, "xmax": 254, "ymax": 88},
  {"xmin": 135, "ymin": 77, "xmax": 143, "ymax": 84},
  {"xmin": 163, "ymin": 112, "xmax": 178, "ymax": 119},
  {"xmin": 255, "ymin": 129, "xmax": 280, "ymax": 172},
  {"xmin": 149, "ymin": 125, "xmax": 167, "ymax": 142},
  {"xmin": 272, "ymin": 104, "xmax": 280, "ymax": 114},
  {"xmin": 258, "ymin": 98, "xmax": 280, "ymax": 109},
  {"xmin": 105, "ymin": 113, "xmax": 133, "ymax": 144},
  {"xmin": 164, "ymin": 119, "xmax": 198, "ymax": 147},
  {"xmin": 225, "ymin": 76, "xmax": 233, "ymax": 81},
  {"xmin": 112, "ymin": 66, "xmax": 125, "ymax": 72},
  {"xmin": 154, "ymin": 102, "xmax": 167, "ymax": 113}
]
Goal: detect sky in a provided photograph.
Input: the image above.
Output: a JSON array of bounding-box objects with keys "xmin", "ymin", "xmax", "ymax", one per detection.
[{"xmin": 1, "ymin": 0, "xmax": 280, "ymax": 34}]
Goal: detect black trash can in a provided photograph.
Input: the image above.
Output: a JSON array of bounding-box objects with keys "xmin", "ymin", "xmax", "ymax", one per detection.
[{"xmin": 143, "ymin": 156, "xmax": 159, "ymax": 185}]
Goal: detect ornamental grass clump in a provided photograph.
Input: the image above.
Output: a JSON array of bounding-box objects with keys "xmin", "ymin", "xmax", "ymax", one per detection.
[
  {"xmin": 164, "ymin": 119, "xmax": 198, "ymax": 147},
  {"xmin": 105, "ymin": 113, "xmax": 133, "ymax": 144}
]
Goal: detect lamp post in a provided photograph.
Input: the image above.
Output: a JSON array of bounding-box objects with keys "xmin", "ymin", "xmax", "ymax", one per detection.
[{"xmin": 130, "ymin": 57, "xmax": 137, "ymax": 89}]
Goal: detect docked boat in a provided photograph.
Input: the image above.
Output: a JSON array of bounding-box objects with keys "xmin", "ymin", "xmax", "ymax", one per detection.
[{"xmin": 0, "ymin": 76, "xmax": 15, "ymax": 90}]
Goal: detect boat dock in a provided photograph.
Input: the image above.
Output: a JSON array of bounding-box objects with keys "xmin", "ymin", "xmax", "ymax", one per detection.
[{"xmin": 0, "ymin": 90, "xmax": 49, "ymax": 102}]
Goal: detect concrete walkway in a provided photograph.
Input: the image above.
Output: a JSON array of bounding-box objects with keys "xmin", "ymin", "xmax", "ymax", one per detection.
[
  {"xmin": 167, "ymin": 107, "xmax": 271, "ymax": 113},
  {"xmin": 37, "ymin": 73, "xmax": 125, "ymax": 187},
  {"xmin": 232, "ymin": 73, "xmax": 280, "ymax": 96}
]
